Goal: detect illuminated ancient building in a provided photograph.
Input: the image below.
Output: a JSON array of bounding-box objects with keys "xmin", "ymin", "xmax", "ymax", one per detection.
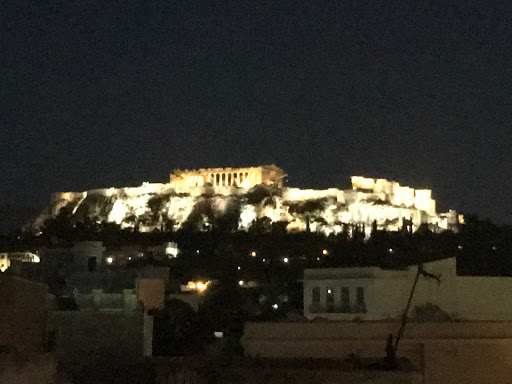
[
  {"xmin": 170, "ymin": 164, "xmax": 285, "ymax": 189},
  {"xmin": 29, "ymin": 166, "xmax": 462, "ymax": 236},
  {"xmin": 350, "ymin": 176, "xmax": 436, "ymax": 215}
]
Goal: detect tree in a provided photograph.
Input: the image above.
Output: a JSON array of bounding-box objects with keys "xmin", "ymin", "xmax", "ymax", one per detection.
[{"xmin": 152, "ymin": 298, "xmax": 208, "ymax": 356}]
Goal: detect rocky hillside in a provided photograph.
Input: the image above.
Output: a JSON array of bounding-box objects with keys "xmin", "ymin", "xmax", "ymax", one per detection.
[{"xmin": 26, "ymin": 182, "xmax": 458, "ymax": 237}]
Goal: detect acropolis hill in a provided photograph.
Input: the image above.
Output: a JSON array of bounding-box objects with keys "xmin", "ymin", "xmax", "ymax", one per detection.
[{"xmin": 28, "ymin": 165, "xmax": 461, "ymax": 236}]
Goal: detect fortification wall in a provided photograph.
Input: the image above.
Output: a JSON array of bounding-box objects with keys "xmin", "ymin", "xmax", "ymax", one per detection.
[{"xmin": 32, "ymin": 173, "xmax": 460, "ymax": 235}]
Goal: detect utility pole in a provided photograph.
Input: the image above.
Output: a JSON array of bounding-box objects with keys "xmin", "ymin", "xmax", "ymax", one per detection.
[{"xmin": 386, "ymin": 264, "xmax": 440, "ymax": 369}]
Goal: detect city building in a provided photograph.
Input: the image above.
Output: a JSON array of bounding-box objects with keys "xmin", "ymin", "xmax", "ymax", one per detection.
[
  {"xmin": 304, "ymin": 257, "xmax": 512, "ymax": 321},
  {"xmin": 0, "ymin": 251, "xmax": 40, "ymax": 273}
]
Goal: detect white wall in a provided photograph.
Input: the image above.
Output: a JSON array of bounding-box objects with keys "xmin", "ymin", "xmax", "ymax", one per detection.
[
  {"xmin": 304, "ymin": 258, "xmax": 512, "ymax": 321},
  {"xmin": 243, "ymin": 321, "xmax": 512, "ymax": 384}
]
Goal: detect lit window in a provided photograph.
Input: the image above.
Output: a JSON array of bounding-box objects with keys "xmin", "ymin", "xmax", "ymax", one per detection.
[{"xmin": 326, "ymin": 287, "xmax": 334, "ymax": 312}]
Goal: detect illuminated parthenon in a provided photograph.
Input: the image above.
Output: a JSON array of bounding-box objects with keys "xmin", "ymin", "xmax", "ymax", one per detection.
[
  {"xmin": 170, "ymin": 164, "xmax": 285, "ymax": 189},
  {"xmin": 33, "ymin": 164, "xmax": 462, "ymax": 236}
]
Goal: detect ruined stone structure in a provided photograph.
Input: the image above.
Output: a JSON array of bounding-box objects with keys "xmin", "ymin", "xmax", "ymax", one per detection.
[
  {"xmin": 351, "ymin": 176, "xmax": 436, "ymax": 215},
  {"xmin": 28, "ymin": 165, "xmax": 462, "ymax": 236},
  {"xmin": 170, "ymin": 164, "xmax": 285, "ymax": 189}
]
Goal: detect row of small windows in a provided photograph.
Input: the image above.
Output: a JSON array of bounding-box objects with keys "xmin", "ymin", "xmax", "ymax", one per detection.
[
  {"xmin": 188, "ymin": 172, "xmax": 253, "ymax": 187},
  {"xmin": 310, "ymin": 286, "xmax": 367, "ymax": 314}
]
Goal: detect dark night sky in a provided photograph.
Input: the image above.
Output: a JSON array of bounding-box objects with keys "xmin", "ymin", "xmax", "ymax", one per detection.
[{"xmin": 1, "ymin": 1, "xmax": 511, "ymax": 224}]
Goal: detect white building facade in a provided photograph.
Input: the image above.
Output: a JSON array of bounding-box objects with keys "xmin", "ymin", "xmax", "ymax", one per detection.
[{"xmin": 304, "ymin": 258, "xmax": 512, "ymax": 321}]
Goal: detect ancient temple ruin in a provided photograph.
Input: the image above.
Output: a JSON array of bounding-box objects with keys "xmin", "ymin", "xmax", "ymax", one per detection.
[
  {"xmin": 170, "ymin": 164, "xmax": 285, "ymax": 189},
  {"xmin": 30, "ymin": 165, "xmax": 462, "ymax": 236}
]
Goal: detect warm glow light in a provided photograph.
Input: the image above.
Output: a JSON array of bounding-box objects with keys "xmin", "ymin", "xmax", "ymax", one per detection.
[
  {"xmin": 238, "ymin": 280, "xmax": 244, "ymax": 286},
  {"xmin": 186, "ymin": 280, "xmax": 211, "ymax": 293},
  {"xmin": 251, "ymin": 251, "xmax": 257, "ymax": 257},
  {"xmin": 272, "ymin": 303, "xmax": 279, "ymax": 310},
  {"xmin": 106, "ymin": 257, "xmax": 113, "ymax": 264},
  {"xmin": 322, "ymin": 249, "xmax": 328, "ymax": 255},
  {"xmin": 283, "ymin": 257, "xmax": 289, "ymax": 263}
]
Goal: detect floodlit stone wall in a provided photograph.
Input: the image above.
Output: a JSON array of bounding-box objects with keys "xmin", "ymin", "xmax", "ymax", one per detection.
[
  {"xmin": 29, "ymin": 171, "xmax": 460, "ymax": 236},
  {"xmin": 351, "ymin": 176, "xmax": 436, "ymax": 215}
]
